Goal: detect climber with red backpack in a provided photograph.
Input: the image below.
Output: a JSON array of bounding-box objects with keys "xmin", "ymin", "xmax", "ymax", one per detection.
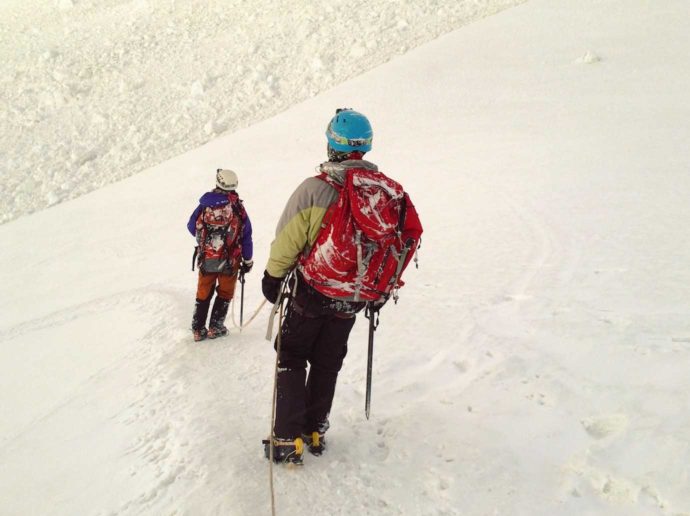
[
  {"xmin": 187, "ymin": 169, "xmax": 254, "ymax": 342},
  {"xmin": 261, "ymin": 109, "xmax": 423, "ymax": 464}
]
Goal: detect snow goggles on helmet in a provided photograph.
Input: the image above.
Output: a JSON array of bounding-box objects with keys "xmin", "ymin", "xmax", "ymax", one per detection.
[{"xmin": 326, "ymin": 126, "xmax": 373, "ymax": 148}]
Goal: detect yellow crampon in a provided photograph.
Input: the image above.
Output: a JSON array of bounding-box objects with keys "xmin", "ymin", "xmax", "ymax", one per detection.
[
  {"xmin": 294, "ymin": 437, "xmax": 305, "ymax": 456},
  {"xmin": 264, "ymin": 436, "xmax": 305, "ymax": 464}
]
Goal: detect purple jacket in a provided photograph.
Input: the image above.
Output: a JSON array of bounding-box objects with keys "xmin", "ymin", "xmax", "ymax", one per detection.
[{"xmin": 187, "ymin": 191, "xmax": 253, "ymax": 261}]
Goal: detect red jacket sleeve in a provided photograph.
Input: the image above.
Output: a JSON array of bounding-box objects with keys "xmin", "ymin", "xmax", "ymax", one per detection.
[{"xmin": 401, "ymin": 193, "xmax": 423, "ymax": 270}]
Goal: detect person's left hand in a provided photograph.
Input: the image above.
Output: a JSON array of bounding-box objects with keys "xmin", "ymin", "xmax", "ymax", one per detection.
[
  {"xmin": 262, "ymin": 271, "xmax": 282, "ymax": 303},
  {"xmin": 240, "ymin": 259, "xmax": 254, "ymax": 274}
]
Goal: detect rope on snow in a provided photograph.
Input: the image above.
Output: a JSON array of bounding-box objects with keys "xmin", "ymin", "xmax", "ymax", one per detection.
[{"xmin": 230, "ymin": 297, "xmax": 268, "ymax": 331}]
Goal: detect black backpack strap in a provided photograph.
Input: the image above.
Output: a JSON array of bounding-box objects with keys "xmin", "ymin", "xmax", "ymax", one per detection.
[
  {"xmin": 230, "ymin": 196, "xmax": 245, "ymax": 218},
  {"xmin": 223, "ymin": 195, "xmax": 244, "ymax": 268},
  {"xmin": 195, "ymin": 208, "xmax": 208, "ymax": 269},
  {"xmin": 397, "ymin": 193, "xmax": 408, "ymax": 233},
  {"xmin": 230, "ymin": 197, "xmax": 244, "ymax": 241}
]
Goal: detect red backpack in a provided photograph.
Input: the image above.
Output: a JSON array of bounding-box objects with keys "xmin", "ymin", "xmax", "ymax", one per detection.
[
  {"xmin": 195, "ymin": 193, "xmax": 245, "ymax": 273},
  {"xmin": 299, "ymin": 167, "xmax": 420, "ymax": 303}
]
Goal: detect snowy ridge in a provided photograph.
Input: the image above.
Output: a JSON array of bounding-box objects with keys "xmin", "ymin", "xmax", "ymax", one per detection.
[
  {"xmin": 2, "ymin": 0, "xmax": 690, "ymax": 514},
  {"xmin": 0, "ymin": 0, "xmax": 524, "ymax": 224}
]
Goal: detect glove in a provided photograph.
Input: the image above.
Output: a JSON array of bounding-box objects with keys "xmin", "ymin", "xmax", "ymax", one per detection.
[
  {"xmin": 240, "ymin": 259, "xmax": 254, "ymax": 274},
  {"xmin": 262, "ymin": 270, "xmax": 283, "ymax": 304}
]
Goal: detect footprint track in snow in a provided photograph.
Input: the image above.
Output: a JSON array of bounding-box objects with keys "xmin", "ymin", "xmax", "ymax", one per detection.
[{"xmin": 580, "ymin": 414, "xmax": 629, "ymax": 440}]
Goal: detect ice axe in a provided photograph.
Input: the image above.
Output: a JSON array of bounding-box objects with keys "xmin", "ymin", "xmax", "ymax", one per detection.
[
  {"xmin": 239, "ymin": 268, "xmax": 246, "ymax": 330},
  {"xmin": 364, "ymin": 302, "xmax": 380, "ymax": 420},
  {"xmin": 364, "ymin": 238, "xmax": 415, "ymax": 419}
]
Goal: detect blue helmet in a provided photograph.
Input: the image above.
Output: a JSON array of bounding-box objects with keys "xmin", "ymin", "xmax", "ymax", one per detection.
[{"xmin": 325, "ymin": 109, "xmax": 373, "ymax": 153}]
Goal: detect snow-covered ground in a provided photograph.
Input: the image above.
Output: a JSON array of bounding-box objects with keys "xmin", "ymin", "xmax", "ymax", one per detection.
[
  {"xmin": 0, "ymin": 0, "xmax": 523, "ymax": 224},
  {"xmin": 2, "ymin": 0, "xmax": 690, "ymax": 515}
]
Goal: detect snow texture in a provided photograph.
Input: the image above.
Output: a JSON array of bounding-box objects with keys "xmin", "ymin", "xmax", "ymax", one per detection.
[
  {"xmin": 0, "ymin": 0, "xmax": 524, "ymax": 224},
  {"xmin": 2, "ymin": 0, "xmax": 690, "ymax": 515}
]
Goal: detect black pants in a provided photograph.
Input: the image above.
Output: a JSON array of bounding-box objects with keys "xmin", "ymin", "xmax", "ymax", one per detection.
[{"xmin": 273, "ymin": 303, "xmax": 356, "ymax": 439}]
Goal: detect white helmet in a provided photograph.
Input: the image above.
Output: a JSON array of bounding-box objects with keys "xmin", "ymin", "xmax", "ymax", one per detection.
[{"xmin": 216, "ymin": 168, "xmax": 238, "ymax": 191}]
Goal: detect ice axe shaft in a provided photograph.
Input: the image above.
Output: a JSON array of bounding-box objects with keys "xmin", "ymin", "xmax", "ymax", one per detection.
[
  {"xmin": 239, "ymin": 269, "xmax": 246, "ymax": 330},
  {"xmin": 365, "ymin": 304, "xmax": 379, "ymax": 419}
]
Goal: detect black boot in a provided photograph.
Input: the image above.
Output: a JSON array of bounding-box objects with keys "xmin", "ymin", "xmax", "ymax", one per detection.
[
  {"xmin": 262, "ymin": 437, "xmax": 305, "ymax": 465},
  {"xmin": 208, "ymin": 297, "xmax": 230, "ymax": 338},
  {"xmin": 192, "ymin": 296, "xmax": 212, "ymax": 341},
  {"xmin": 301, "ymin": 431, "xmax": 326, "ymax": 456}
]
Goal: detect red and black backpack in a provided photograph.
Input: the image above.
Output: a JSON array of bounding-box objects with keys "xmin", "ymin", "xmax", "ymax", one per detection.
[
  {"xmin": 299, "ymin": 167, "xmax": 421, "ymax": 303},
  {"xmin": 195, "ymin": 193, "xmax": 245, "ymax": 274}
]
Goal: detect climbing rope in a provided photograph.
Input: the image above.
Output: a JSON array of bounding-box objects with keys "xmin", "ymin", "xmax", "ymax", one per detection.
[
  {"xmin": 266, "ymin": 274, "xmax": 293, "ymax": 516},
  {"xmin": 230, "ymin": 296, "xmax": 267, "ymax": 331},
  {"xmin": 268, "ymin": 299, "xmax": 284, "ymax": 516}
]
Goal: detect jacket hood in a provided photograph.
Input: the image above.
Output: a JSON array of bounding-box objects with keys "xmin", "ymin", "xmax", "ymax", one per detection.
[
  {"xmin": 199, "ymin": 191, "xmax": 233, "ymax": 207},
  {"xmin": 319, "ymin": 159, "xmax": 378, "ymax": 185}
]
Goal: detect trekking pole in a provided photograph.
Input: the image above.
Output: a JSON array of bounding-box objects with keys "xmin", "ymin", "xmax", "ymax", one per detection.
[
  {"xmin": 365, "ymin": 303, "xmax": 379, "ymax": 420},
  {"xmin": 239, "ymin": 269, "xmax": 246, "ymax": 331}
]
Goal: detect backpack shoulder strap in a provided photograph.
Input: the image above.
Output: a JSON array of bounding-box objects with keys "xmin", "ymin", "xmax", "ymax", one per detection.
[
  {"xmin": 315, "ymin": 171, "xmax": 343, "ymax": 191},
  {"xmin": 228, "ymin": 195, "xmax": 245, "ymax": 219},
  {"xmin": 398, "ymin": 193, "xmax": 407, "ymax": 233},
  {"xmin": 223, "ymin": 195, "xmax": 245, "ymax": 258},
  {"xmin": 314, "ymin": 172, "xmax": 346, "ymax": 232}
]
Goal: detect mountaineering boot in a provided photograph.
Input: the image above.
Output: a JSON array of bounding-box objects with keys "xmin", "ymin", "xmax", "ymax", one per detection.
[
  {"xmin": 192, "ymin": 296, "xmax": 212, "ymax": 341},
  {"xmin": 301, "ymin": 431, "xmax": 326, "ymax": 456},
  {"xmin": 207, "ymin": 327, "xmax": 228, "ymax": 339},
  {"xmin": 262, "ymin": 437, "xmax": 305, "ymax": 465},
  {"xmin": 207, "ymin": 326, "xmax": 229, "ymax": 339},
  {"xmin": 208, "ymin": 297, "xmax": 231, "ymax": 339},
  {"xmin": 193, "ymin": 328, "xmax": 208, "ymax": 342}
]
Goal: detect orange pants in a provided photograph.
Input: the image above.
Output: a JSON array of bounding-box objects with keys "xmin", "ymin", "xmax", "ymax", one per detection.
[{"xmin": 196, "ymin": 272, "xmax": 238, "ymax": 301}]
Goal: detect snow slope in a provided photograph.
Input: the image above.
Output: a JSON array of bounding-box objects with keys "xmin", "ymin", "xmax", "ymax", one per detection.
[
  {"xmin": 2, "ymin": 0, "xmax": 690, "ymax": 515},
  {"xmin": 0, "ymin": 0, "xmax": 523, "ymax": 224}
]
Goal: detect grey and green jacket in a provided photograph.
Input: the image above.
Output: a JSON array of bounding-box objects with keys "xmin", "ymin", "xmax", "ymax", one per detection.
[{"xmin": 266, "ymin": 159, "xmax": 379, "ymax": 278}]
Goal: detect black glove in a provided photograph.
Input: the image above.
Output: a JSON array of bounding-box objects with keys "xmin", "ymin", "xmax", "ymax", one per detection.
[
  {"xmin": 240, "ymin": 259, "xmax": 254, "ymax": 274},
  {"xmin": 262, "ymin": 270, "xmax": 283, "ymax": 304}
]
